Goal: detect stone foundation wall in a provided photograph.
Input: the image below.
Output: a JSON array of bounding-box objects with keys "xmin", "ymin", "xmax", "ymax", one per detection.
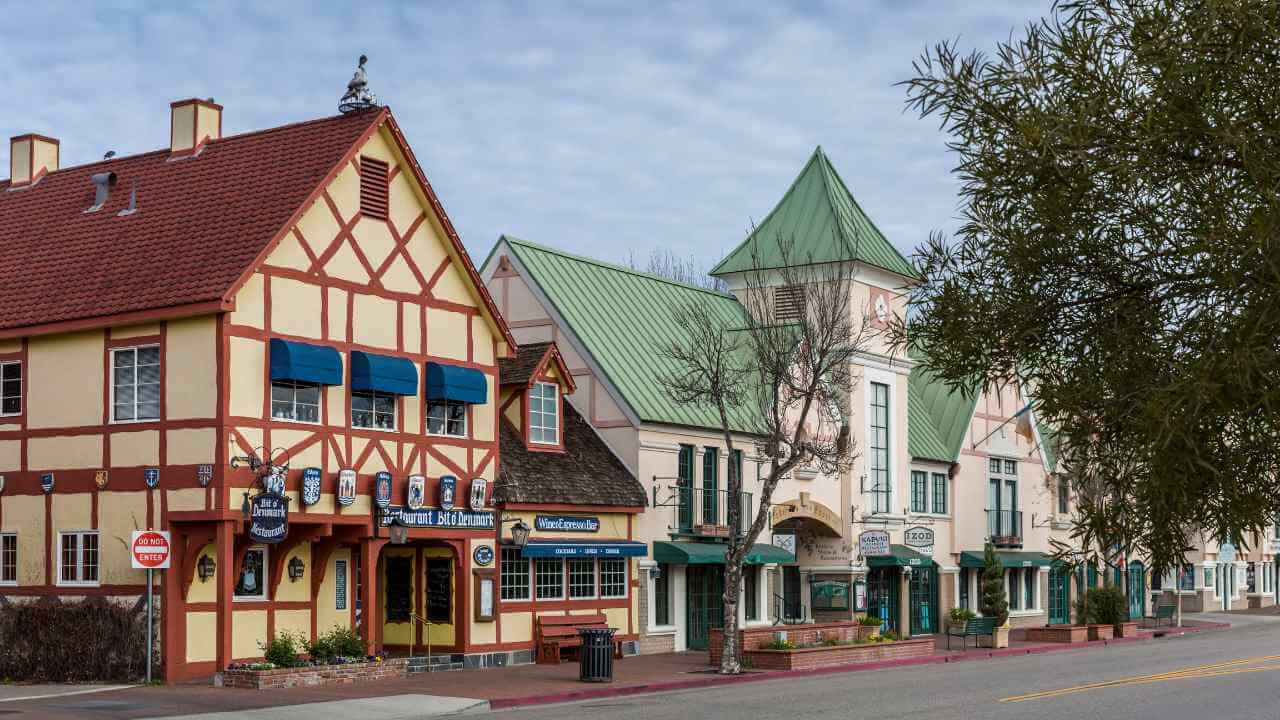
[
  {"xmin": 219, "ymin": 659, "xmax": 408, "ymax": 690},
  {"xmin": 743, "ymin": 638, "xmax": 934, "ymax": 672},
  {"xmin": 709, "ymin": 621, "xmax": 867, "ymax": 666}
]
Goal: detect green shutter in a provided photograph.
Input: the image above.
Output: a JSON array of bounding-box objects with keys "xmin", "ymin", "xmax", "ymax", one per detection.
[
  {"xmin": 678, "ymin": 445, "xmax": 694, "ymax": 532},
  {"xmin": 702, "ymin": 447, "xmax": 719, "ymax": 525}
]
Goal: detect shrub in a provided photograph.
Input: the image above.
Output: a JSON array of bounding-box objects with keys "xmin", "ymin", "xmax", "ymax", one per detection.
[
  {"xmin": 0, "ymin": 597, "xmax": 149, "ymax": 682},
  {"xmin": 261, "ymin": 631, "xmax": 306, "ymax": 668},
  {"xmin": 307, "ymin": 625, "xmax": 366, "ymax": 663},
  {"xmin": 1082, "ymin": 586, "xmax": 1127, "ymax": 626},
  {"xmin": 949, "ymin": 607, "xmax": 977, "ymax": 624},
  {"xmin": 980, "ymin": 543, "xmax": 1009, "ymax": 626},
  {"xmin": 858, "ymin": 614, "xmax": 884, "ymax": 626}
]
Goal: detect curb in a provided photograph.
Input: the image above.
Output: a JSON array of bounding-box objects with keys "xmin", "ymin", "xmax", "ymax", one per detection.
[{"xmin": 486, "ymin": 622, "xmax": 1231, "ymax": 710}]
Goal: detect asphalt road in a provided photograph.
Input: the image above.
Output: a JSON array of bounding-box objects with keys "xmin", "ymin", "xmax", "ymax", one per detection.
[{"xmin": 486, "ymin": 614, "xmax": 1280, "ymax": 720}]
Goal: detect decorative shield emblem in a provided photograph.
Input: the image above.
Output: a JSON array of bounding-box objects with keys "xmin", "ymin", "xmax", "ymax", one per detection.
[
  {"xmin": 94, "ymin": 470, "xmax": 109, "ymax": 490},
  {"xmin": 40, "ymin": 473, "xmax": 54, "ymax": 493},
  {"xmin": 374, "ymin": 471, "xmax": 392, "ymax": 508},
  {"xmin": 469, "ymin": 477, "xmax": 488, "ymax": 511},
  {"xmin": 196, "ymin": 464, "xmax": 213, "ymax": 487},
  {"xmin": 301, "ymin": 467, "xmax": 322, "ymax": 507},
  {"xmin": 473, "ymin": 545, "xmax": 494, "ymax": 566},
  {"xmin": 407, "ymin": 475, "xmax": 426, "ymax": 510},
  {"xmin": 439, "ymin": 474, "xmax": 457, "ymax": 511},
  {"xmin": 144, "ymin": 468, "xmax": 160, "ymax": 489},
  {"xmin": 263, "ymin": 465, "xmax": 287, "ymax": 495},
  {"xmin": 337, "ymin": 469, "xmax": 357, "ymax": 507}
]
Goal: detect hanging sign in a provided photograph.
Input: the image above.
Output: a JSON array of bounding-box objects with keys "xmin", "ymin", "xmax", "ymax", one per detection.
[
  {"xmin": 534, "ymin": 515, "xmax": 600, "ymax": 533},
  {"xmin": 439, "ymin": 474, "xmax": 457, "ymax": 511},
  {"xmin": 1219, "ymin": 542, "xmax": 1237, "ymax": 565},
  {"xmin": 858, "ymin": 530, "xmax": 890, "ymax": 558},
  {"xmin": 40, "ymin": 473, "xmax": 54, "ymax": 493},
  {"xmin": 380, "ymin": 506, "xmax": 494, "ymax": 529},
  {"xmin": 263, "ymin": 465, "xmax": 286, "ymax": 495},
  {"xmin": 903, "ymin": 526, "xmax": 935, "ymax": 557},
  {"xmin": 337, "ymin": 469, "xmax": 356, "ymax": 506},
  {"xmin": 301, "ymin": 467, "xmax": 322, "ymax": 506},
  {"xmin": 469, "ymin": 478, "xmax": 488, "ymax": 511},
  {"xmin": 473, "ymin": 545, "xmax": 494, "ymax": 566},
  {"xmin": 374, "ymin": 471, "xmax": 392, "ymax": 509},
  {"xmin": 407, "ymin": 475, "xmax": 427, "ymax": 510},
  {"xmin": 95, "ymin": 470, "xmax": 109, "ymax": 490},
  {"xmin": 197, "ymin": 464, "xmax": 213, "ymax": 487},
  {"xmin": 144, "ymin": 468, "xmax": 160, "ymax": 489},
  {"xmin": 248, "ymin": 493, "xmax": 290, "ymax": 544},
  {"xmin": 130, "ymin": 530, "xmax": 172, "ymax": 569},
  {"xmin": 772, "ymin": 532, "xmax": 797, "ymax": 558}
]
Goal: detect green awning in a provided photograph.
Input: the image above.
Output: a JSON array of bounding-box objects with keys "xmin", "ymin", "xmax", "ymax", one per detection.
[
  {"xmin": 867, "ymin": 544, "xmax": 934, "ymax": 568},
  {"xmin": 959, "ymin": 551, "xmax": 1054, "ymax": 569},
  {"xmin": 653, "ymin": 541, "xmax": 795, "ymax": 566}
]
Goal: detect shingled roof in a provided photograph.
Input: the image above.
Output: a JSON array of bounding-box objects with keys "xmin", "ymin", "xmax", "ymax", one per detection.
[
  {"xmin": 495, "ymin": 401, "xmax": 646, "ymax": 507},
  {"xmin": 497, "ymin": 341, "xmax": 574, "ymax": 393}
]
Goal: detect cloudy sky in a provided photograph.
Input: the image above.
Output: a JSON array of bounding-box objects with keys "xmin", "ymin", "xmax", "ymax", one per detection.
[{"xmin": 3, "ymin": 1, "xmax": 1046, "ymax": 272}]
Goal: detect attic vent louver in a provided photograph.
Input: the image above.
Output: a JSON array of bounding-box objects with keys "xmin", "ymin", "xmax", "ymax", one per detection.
[
  {"xmin": 359, "ymin": 156, "xmax": 389, "ymax": 220},
  {"xmin": 774, "ymin": 284, "xmax": 806, "ymax": 322},
  {"xmin": 84, "ymin": 171, "xmax": 118, "ymax": 213}
]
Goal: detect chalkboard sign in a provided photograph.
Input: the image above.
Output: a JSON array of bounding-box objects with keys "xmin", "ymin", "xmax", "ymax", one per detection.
[
  {"xmin": 426, "ymin": 558, "xmax": 452, "ymax": 624},
  {"xmin": 385, "ymin": 557, "xmax": 412, "ymax": 623}
]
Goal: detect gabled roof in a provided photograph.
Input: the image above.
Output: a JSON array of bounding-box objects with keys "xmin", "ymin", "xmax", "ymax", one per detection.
[
  {"xmin": 490, "ymin": 235, "xmax": 761, "ymax": 434},
  {"xmin": 498, "ymin": 341, "xmax": 575, "ymax": 394},
  {"xmin": 710, "ymin": 146, "xmax": 917, "ymax": 280},
  {"xmin": 907, "ymin": 364, "xmax": 978, "ymax": 464}
]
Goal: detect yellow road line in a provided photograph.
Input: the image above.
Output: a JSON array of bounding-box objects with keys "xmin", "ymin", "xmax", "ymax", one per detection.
[{"xmin": 1000, "ymin": 655, "xmax": 1280, "ymax": 703}]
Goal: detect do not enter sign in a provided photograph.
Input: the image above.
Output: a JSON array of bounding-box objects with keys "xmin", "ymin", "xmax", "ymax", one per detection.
[{"xmin": 131, "ymin": 530, "xmax": 172, "ymax": 569}]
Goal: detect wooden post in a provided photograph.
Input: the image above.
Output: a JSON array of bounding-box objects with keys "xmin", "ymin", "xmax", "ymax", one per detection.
[
  {"xmin": 215, "ymin": 519, "xmax": 235, "ymax": 669},
  {"xmin": 359, "ymin": 538, "xmax": 386, "ymax": 655}
]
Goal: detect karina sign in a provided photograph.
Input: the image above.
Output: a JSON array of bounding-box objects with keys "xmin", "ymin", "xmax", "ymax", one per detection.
[
  {"xmin": 248, "ymin": 493, "xmax": 290, "ymax": 544},
  {"xmin": 130, "ymin": 530, "xmax": 172, "ymax": 569},
  {"xmin": 534, "ymin": 515, "xmax": 600, "ymax": 533},
  {"xmin": 858, "ymin": 530, "xmax": 891, "ymax": 558}
]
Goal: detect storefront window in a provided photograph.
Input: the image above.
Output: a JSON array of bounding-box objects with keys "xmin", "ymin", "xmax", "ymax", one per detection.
[
  {"xmin": 536, "ymin": 558, "xmax": 564, "ymax": 600},
  {"xmin": 600, "ymin": 559, "xmax": 627, "ymax": 598},
  {"xmin": 568, "ymin": 558, "xmax": 596, "ymax": 598},
  {"xmin": 270, "ymin": 380, "xmax": 321, "ymax": 424},
  {"xmin": 959, "ymin": 568, "xmax": 970, "ymax": 610},
  {"xmin": 1180, "ymin": 564, "xmax": 1195, "ymax": 591},
  {"xmin": 500, "ymin": 547, "xmax": 529, "ymax": 601},
  {"xmin": 235, "ymin": 547, "xmax": 267, "ymax": 600},
  {"xmin": 653, "ymin": 564, "xmax": 671, "ymax": 626},
  {"xmin": 351, "ymin": 390, "xmax": 395, "ymax": 430},
  {"xmin": 1206, "ymin": 567, "xmax": 1216, "ymax": 595},
  {"xmin": 1025, "ymin": 568, "xmax": 1035, "ymax": 609},
  {"xmin": 1248, "ymin": 564, "xmax": 1257, "ymax": 593},
  {"xmin": 744, "ymin": 567, "xmax": 758, "ymax": 620},
  {"xmin": 1007, "ymin": 569, "xmax": 1020, "ymax": 610}
]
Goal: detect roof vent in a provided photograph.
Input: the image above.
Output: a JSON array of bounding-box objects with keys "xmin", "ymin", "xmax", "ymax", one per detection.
[
  {"xmin": 85, "ymin": 171, "xmax": 117, "ymax": 213},
  {"xmin": 117, "ymin": 181, "xmax": 138, "ymax": 217}
]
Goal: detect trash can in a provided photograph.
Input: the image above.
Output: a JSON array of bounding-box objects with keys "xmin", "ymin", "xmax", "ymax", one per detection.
[{"xmin": 578, "ymin": 627, "xmax": 616, "ymax": 682}]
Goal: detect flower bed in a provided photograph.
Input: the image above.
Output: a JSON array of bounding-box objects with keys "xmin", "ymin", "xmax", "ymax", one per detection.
[
  {"xmin": 219, "ymin": 658, "xmax": 407, "ymax": 689},
  {"xmin": 709, "ymin": 620, "xmax": 874, "ymax": 666},
  {"xmin": 743, "ymin": 638, "xmax": 935, "ymax": 671},
  {"xmin": 1025, "ymin": 625, "xmax": 1088, "ymax": 643}
]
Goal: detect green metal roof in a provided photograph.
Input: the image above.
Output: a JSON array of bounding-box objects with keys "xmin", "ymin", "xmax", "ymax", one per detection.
[
  {"xmin": 959, "ymin": 551, "xmax": 1054, "ymax": 569},
  {"xmin": 907, "ymin": 364, "xmax": 978, "ymax": 464},
  {"xmin": 653, "ymin": 541, "xmax": 795, "ymax": 565},
  {"xmin": 866, "ymin": 544, "xmax": 934, "ymax": 567},
  {"xmin": 496, "ymin": 236, "xmax": 762, "ymax": 433},
  {"xmin": 710, "ymin": 147, "xmax": 917, "ymax": 280}
]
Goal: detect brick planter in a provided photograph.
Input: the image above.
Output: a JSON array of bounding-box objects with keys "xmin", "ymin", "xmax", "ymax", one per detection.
[
  {"xmin": 1087, "ymin": 624, "xmax": 1114, "ymax": 641},
  {"xmin": 1025, "ymin": 625, "xmax": 1088, "ymax": 643},
  {"xmin": 219, "ymin": 659, "xmax": 408, "ymax": 689},
  {"xmin": 709, "ymin": 621, "xmax": 868, "ymax": 666},
  {"xmin": 1113, "ymin": 622, "xmax": 1140, "ymax": 638},
  {"xmin": 743, "ymin": 638, "xmax": 935, "ymax": 672}
]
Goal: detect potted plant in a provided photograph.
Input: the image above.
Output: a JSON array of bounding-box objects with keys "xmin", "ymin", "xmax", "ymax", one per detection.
[
  {"xmin": 948, "ymin": 607, "xmax": 976, "ymax": 631},
  {"xmin": 857, "ymin": 614, "xmax": 884, "ymax": 641},
  {"xmin": 980, "ymin": 543, "xmax": 1010, "ymax": 648}
]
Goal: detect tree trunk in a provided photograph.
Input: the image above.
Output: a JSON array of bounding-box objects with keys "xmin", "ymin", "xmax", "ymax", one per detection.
[{"xmin": 720, "ymin": 561, "xmax": 742, "ymax": 674}]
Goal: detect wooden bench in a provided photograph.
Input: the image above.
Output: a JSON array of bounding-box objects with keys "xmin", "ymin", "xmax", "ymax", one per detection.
[
  {"xmin": 946, "ymin": 617, "xmax": 997, "ymax": 651},
  {"xmin": 1143, "ymin": 604, "xmax": 1176, "ymax": 627},
  {"xmin": 534, "ymin": 614, "xmax": 623, "ymax": 664}
]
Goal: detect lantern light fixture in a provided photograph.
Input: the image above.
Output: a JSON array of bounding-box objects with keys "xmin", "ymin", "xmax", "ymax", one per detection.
[
  {"xmin": 288, "ymin": 556, "xmax": 305, "ymax": 581},
  {"xmin": 197, "ymin": 555, "xmax": 216, "ymax": 582}
]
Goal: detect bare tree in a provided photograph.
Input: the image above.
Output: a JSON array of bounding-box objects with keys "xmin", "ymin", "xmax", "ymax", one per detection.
[
  {"xmin": 659, "ymin": 231, "xmax": 869, "ymax": 674},
  {"xmin": 625, "ymin": 248, "xmax": 729, "ymax": 292}
]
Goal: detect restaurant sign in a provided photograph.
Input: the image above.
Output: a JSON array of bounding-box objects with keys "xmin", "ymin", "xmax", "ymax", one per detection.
[
  {"xmin": 858, "ymin": 530, "xmax": 891, "ymax": 558},
  {"xmin": 903, "ymin": 526, "xmax": 935, "ymax": 557},
  {"xmin": 534, "ymin": 515, "xmax": 600, "ymax": 533},
  {"xmin": 248, "ymin": 493, "xmax": 290, "ymax": 544},
  {"xmin": 380, "ymin": 506, "xmax": 495, "ymax": 529}
]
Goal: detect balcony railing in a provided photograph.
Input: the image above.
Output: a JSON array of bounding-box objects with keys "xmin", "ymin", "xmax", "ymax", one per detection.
[
  {"xmin": 986, "ymin": 509, "xmax": 1023, "ymax": 547},
  {"xmin": 658, "ymin": 484, "xmax": 753, "ymax": 538}
]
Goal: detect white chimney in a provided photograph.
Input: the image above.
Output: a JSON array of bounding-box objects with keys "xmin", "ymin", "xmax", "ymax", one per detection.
[
  {"xmin": 8, "ymin": 133, "xmax": 59, "ymax": 187},
  {"xmin": 169, "ymin": 98, "xmax": 223, "ymax": 155}
]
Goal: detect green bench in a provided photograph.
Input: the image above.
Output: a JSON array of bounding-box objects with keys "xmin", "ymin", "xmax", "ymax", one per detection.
[
  {"xmin": 946, "ymin": 617, "xmax": 997, "ymax": 651},
  {"xmin": 1144, "ymin": 604, "xmax": 1176, "ymax": 627}
]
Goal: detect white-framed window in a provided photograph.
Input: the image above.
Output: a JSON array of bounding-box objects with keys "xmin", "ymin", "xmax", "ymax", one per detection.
[
  {"xmin": 868, "ymin": 382, "xmax": 890, "ymax": 513},
  {"xmin": 57, "ymin": 531, "xmax": 99, "ymax": 586},
  {"xmin": 111, "ymin": 345, "xmax": 160, "ymax": 422},
  {"xmin": 352, "ymin": 390, "xmax": 396, "ymax": 430},
  {"xmin": 0, "ymin": 533, "xmax": 16, "ymax": 585},
  {"xmin": 426, "ymin": 400, "xmax": 468, "ymax": 438},
  {"xmin": 529, "ymin": 382, "xmax": 559, "ymax": 444},
  {"xmin": 270, "ymin": 380, "xmax": 321, "ymax": 424},
  {"xmin": 599, "ymin": 558, "xmax": 627, "ymax": 599},
  {"xmin": 535, "ymin": 557, "xmax": 564, "ymax": 600},
  {"xmin": 0, "ymin": 361, "xmax": 21, "ymax": 416},
  {"xmin": 568, "ymin": 558, "xmax": 596, "ymax": 599},
  {"xmin": 500, "ymin": 546, "xmax": 530, "ymax": 601},
  {"xmin": 651, "ymin": 564, "xmax": 673, "ymax": 628},
  {"xmin": 234, "ymin": 546, "xmax": 268, "ymax": 601}
]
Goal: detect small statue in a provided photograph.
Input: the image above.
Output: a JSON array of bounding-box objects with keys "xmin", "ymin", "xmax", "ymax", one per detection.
[{"xmin": 339, "ymin": 54, "xmax": 379, "ymax": 113}]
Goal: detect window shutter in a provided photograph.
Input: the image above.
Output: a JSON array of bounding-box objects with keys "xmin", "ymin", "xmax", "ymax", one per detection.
[
  {"xmin": 774, "ymin": 285, "xmax": 806, "ymax": 322},
  {"xmin": 360, "ymin": 156, "xmax": 390, "ymax": 219}
]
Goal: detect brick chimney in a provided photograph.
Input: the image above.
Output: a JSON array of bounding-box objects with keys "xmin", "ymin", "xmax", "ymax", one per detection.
[
  {"xmin": 169, "ymin": 98, "xmax": 223, "ymax": 155},
  {"xmin": 8, "ymin": 134, "xmax": 59, "ymax": 187}
]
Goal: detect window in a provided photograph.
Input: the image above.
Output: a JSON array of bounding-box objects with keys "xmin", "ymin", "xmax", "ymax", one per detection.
[
  {"xmin": 1180, "ymin": 563, "xmax": 1195, "ymax": 591},
  {"xmin": 653, "ymin": 564, "xmax": 671, "ymax": 626},
  {"xmin": 0, "ymin": 362, "xmax": 20, "ymax": 416},
  {"xmin": 1152, "ymin": 571, "xmax": 1163, "ymax": 591},
  {"xmin": 959, "ymin": 568, "xmax": 971, "ymax": 610},
  {"xmin": 600, "ymin": 559, "xmax": 627, "ymax": 599},
  {"xmin": 1205, "ymin": 566, "xmax": 1216, "ymax": 595},
  {"xmin": 1025, "ymin": 568, "xmax": 1035, "ymax": 609},
  {"xmin": 1004, "ymin": 459, "xmax": 1017, "ymax": 475},
  {"xmin": 235, "ymin": 547, "xmax": 267, "ymax": 600},
  {"xmin": 744, "ymin": 566, "xmax": 759, "ymax": 620},
  {"xmin": 869, "ymin": 382, "xmax": 890, "ymax": 513},
  {"xmin": 568, "ymin": 558, "xmax": 596, "ymax": 599},
  {"xmin": 535, "ymin": 557, "xmax": 563, "ymax": 600},
  {"xmin": 58, "ymin": 531, "xmax": 99, "ymax": 586},
  {"xmin": 702, "ymin": 447, "xmax": 719, "ymax": 524},
  {"xmin": 677, "ymin": 444, "xmax": 694, "ymax": 532},
  {"xmin": 774, "ymin": 284, "xmax": 806, "ymax": 322},
  {"xmin": 359, "ymin": 156, "xmax": 389, "ymax": 219},
  {"xmin": 500, "ymin": 547, "xmax": 530, "ymax": 601},
  {"xmin": 932, "ymin": 472, "xmax": 947, "ymax": 514},
  {"xmin": 529, "ymin": 382, "xmax": 559, "ymax": 444},
  {"xmin": 426, "ymin": 400, "xmax": 467, "ymax": 437},
  {"xmin": 910, "ymin": 471, "xmax": 927, "ymax": 513},
  {"xmin": 1057, "ymin": 476, "xmax": 1070, "ymax": 514},
  {"xmin": 271, "ymin": 380, "xmax": 321, "ymax": 423},
  {"xmin": 0, "ymin": 533, "xmax": 16, "ymax": 584},
  {"xmin": 352, "ymin": 390, "xmax": 395, "ymax": 430},
  {"xmin": 1248, "ymin": 564, "xmax": 1257, "ymax": 593},
  {"xmin": 1007, "ymin": 569, "xmax": 1020, "ymax": 610},
  {"xmin": 111, "ymin": 346, "xmax": 160, "ymax": 422}
]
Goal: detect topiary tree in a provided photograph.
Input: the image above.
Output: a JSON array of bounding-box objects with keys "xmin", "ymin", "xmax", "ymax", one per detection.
[{"xmin": 980, "ymin": 543, "xmax": 1008, "ymax": 626}]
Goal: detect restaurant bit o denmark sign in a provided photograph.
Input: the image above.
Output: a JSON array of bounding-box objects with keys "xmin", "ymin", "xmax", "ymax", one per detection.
[
  {"xmin": 248, "ymin": 493, "xmax": 290, "ymax": 544},
  {"xmin": 130, "ymin": 530, "xmax": 171, "ymax": 569},
  {"xmin": 381, "ymin": 507, "xmax": 495, "ymax": 529}
]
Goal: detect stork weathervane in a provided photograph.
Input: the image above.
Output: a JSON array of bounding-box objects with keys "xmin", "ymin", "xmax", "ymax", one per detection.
[{"xmin": 339, "ymin": 54, "xmax": 379, "ymax": 113}]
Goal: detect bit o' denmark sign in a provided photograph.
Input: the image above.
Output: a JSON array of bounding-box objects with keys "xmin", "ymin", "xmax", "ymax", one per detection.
[{"xmin": 130, "ymin": 530, "xmax": 172, "ymax": 570}]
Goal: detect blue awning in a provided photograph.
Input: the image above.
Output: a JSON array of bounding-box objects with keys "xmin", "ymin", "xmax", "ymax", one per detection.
[
  {"xmin": 269, "ymin": 339, "xmax": 343, "ymax": 386},
  {"xmin": 425, "ymin": 362, "xmax": 487, "ymax": 404},
  {"xmin": 351, "ymin": 351, "xmax": 418, "ymax": 396},
  {"xmin": 519, "ymin": 540, "xmax": 648, "ymax": 558}
]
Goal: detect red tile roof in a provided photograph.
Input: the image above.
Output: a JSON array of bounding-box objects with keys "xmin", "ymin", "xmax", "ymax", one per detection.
[{"xmin": 0, "ymin": 110, "xmax": 380, "ymax": 333}]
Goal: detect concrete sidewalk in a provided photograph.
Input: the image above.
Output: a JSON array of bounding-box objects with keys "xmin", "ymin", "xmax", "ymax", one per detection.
[{"xmin": 141, "ymin": 694, "xmax": 489, "ymax": 720}]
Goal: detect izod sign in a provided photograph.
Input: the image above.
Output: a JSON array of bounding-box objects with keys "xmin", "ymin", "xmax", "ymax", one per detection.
[
  {"xmin": 130, "ymin": 530, "xmax": 171, "ymax": 569},
  {"xmin": 903, "ymin": 526, "xmax": 935, "ymax": 557}
]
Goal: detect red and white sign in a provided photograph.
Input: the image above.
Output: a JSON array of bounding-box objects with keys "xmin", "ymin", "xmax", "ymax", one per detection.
[{"xmin": 130, "ymin": 530, "xmax": 171, "ymax": 569}]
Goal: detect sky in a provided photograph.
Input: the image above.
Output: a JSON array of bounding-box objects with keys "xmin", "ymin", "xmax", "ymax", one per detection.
[{"xmin": 2, "ymin": 1, "xmax": 1046, "ymax": 274}]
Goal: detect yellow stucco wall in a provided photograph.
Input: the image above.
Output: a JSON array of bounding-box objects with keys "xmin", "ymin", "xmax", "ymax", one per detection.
[
  {"xmin": 501, "ymin": 611, "xmax": 534, "ymax": 643},
  {"xmin": 166, "ymin": 316, "xmax": 218, "ymax": 419},
  {"xmin": 111, "ymin": 430, "xmax": 159, "ymax": 467},
  {"xmin": 275, "ymin": 544, "xmax": 311, "ymax": 603},
  {"xmin": 232, "ymin": 610, "xmax": 268, "ymax": 660},
  {"xmin": 229, "ymin": 337, "xmax": 265, "ymax": 418},
  {"xmin": 351, "ymin": 294, "xmax": 397, "ymax": 349},
  {"xmin": 274, "ymin": 609, "xmax": 311, "ymax": 640},
  {"xmin": 185, "ymin": 612, "xmax": 217, "ymax": 663},
  {"xmin": 166, "ymin": 488, "xmax": 205, "ymax": 513},
  {"xmin": 27, "ymin": 331, "xmax": 103, "ymax": 429},
  {"xmin": 187, "ymin": 543, "xmax": 217, "ymax": 603},
  {"xmin": 98, "ymin": 491, "xmax": 148, "ymax": 586},
  {"xmin": 425, "ymin": 308, "xmax": 467, "ymax": 360},
  {"xmin": 29, "ymin": 434, "xmax": 102, "ymax": 470},
  {"xmin": 113, "ymin": 323, "xmax": 160, "ymax": 339},
  {"xmin": 231, "ymin": 273, "xmax": 265, "ymax": 329},
  {"xmin": 3, "ymin": 494, "xmax": 43, "ymax": 584},
  {"xmin": 167, "ymin": 428, "xmax": 216, "ymax": 465},
  {"xmin": 170, "ymin": 103, "xmax": 195, "ymax": 152},
  {"xmin": 0, "ymin": 440, "xmax": 20, "ymax": 473},
  {"xmin": 315, "ymin": 547, "xmax": 352, "ymax": 633},
  {"xmin": 271, "ymin": 277, "xmax": 324, "ymax": 340}
]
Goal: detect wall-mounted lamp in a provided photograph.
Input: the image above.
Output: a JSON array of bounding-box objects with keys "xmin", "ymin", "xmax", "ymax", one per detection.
[
  {"xmin": 510, "ymin": 520, "xmax": 531, "ymax": 548},
  {"xmin": 241, "ymin": 491, "xmax": 251, "ymax": 522},
  {"xmin": 388, "ymin": 517, "xmax": 410, "ymax": 545},
  {"xmin": 650, "ymin": 564, "xmax": 662, "ymax": 580},
  {"xmin": 288, "ymin": 556, "xmax": 305, "ymax": 581},
  {"xmin": 197, "ymin": 555, "xmax": 216, "ymax": 582}
]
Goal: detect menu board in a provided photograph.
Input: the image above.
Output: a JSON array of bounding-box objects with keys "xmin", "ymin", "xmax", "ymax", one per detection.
[{"xmin": 426, "ymin": 558, "xmax": 452, "ymax": 623}]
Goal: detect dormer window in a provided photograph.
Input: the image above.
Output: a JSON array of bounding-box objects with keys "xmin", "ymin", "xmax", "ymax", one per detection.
[{"xmin": 529, "ymin": 382, "xmax": 559, "ymax": 444}]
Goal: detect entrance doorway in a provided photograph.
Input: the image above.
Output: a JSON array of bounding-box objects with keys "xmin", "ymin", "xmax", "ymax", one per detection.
[
  {"xmin": 1127, "ymin": 562, "xmax": 1146, "ymax": 620},
  {"xmin": 908, "ymin": 565, "xmax": 938, "ymax": 635},
  {"xmin": 781, "ymin": 566, "xmax": 803, "ymax": 622},
  {"xmin": 1048, "ymin": 567, "xmax": 1070, "ymax": 624},
  {"xmin": 382, "ymin": 544, "xmax": 457, "ymax": 652},
  {"xmin": 686, "ymin": 565, "xmax": 724, "ymax": 650},
  {"xmin": 866, "ymin": 567, "xmax": 899, "ymax": 635}
]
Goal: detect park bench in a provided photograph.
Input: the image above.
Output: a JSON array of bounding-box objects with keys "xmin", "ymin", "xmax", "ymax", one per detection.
[
  {"xmin": 534, "ymin": 613, "xmax": 623, "ymax": 664},
  {"xmin": 945, "ymin": 616, "xmax": 998, "ymax": 651},
  {"xmin": 1143, "ymin": 604, "xmax": 1176, "ymax": 628}
]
